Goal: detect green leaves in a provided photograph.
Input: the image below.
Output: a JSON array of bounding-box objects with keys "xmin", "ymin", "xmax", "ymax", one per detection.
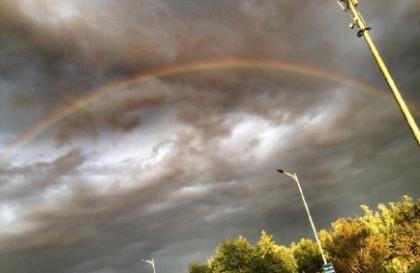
[
  {"xmin": 189, "ymin": 196, "xmax": 419, "ymax": 273},
  {"xmin": 209, "ymin": 236, "xmax": 256, "ymax": 273},
  {"xmin": 189, "ymin": 261, "xmax": 211, "ymax": 273},
  {"xmin": 292, "ymin": 238, "xmax": 323, "ymax": 273},
  {"xmin": 324, "ymin": 218, "xmax": 390, "ymax": 273},
  {"xmin": 190, "ymin": 232, "xmax": 298, "ymax": 273},
  {"xmin": 256, "ymin": 231, "xmax": 297, "ymax": 273}
]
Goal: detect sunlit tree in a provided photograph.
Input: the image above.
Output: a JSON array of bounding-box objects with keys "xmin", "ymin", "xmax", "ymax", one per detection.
[
  {"xmin": 256, "ymin": 231, "xmax": 297, "ymax": 273},
  {"xmin": 292, "ymin": 238, "xmax": 323, "ymax": 273},
  {"xmin": 188, "ymin": 196, "xmax": 419, "ymax": 273},
  {"xmin": 189, "ymin": 261, "xmax": 211, "ymax": 273},
  {"xmin": 209, "ymin": 236, "xmax": 257, "ymax": 273}
]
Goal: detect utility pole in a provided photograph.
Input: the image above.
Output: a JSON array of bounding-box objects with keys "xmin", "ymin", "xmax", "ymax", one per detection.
[{"xmin": 337, "ymin": 0, "xmax": 420, "ymax": 147}]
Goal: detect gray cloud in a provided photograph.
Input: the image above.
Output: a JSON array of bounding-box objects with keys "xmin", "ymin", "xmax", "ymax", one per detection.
[
  {"xmin": 0, "ymin": 1, "xmax": 419, "ymax": 273},
  {"xmin": 1, "ymin": 150, "xmax": 86, "ymax": 200}
]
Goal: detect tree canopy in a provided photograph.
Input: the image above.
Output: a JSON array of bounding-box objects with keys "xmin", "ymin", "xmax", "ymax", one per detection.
[{"xmin": 189, "ymin": 196, "xmax": 419, "ymax": 273}]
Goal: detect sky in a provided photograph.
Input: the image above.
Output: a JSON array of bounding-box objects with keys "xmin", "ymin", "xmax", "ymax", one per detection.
[{"xmin": 0, "ymin": 1, "xmax": 419, "ymax": 273}]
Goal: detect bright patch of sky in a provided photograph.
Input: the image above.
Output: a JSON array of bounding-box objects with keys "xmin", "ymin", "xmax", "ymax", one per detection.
[
  {"xmin": 0, "ymin": 203, "xmax": 33, "ymax": 236},
  {"xmin": 19, "ymin": 0, "xmax": 80, "ymax": 25},
  {"xmin": 219, "ymin": 113, "xmax": 294, "ymax": 160}
]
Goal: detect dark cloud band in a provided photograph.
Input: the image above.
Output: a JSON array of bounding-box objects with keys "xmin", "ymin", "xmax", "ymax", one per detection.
[{"xmin": 2, "ymin": 58, "xmax": 411, "ymax": 165}]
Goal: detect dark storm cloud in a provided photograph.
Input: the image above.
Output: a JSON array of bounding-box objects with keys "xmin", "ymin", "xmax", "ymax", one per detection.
[
  {"xmin": 53, "ymin": 72, "xmax": 337, "ymax": 144},
  {"xmin": 0, "ymin": 0, "xmax": 292, "ymax": 68},
  {"xmin": 0, "ymin": 0, "xmax": 414, "ymax": 136},
  {"xmin": 0, "ymin": 1, "xmax": 419, "ymax": 273}
]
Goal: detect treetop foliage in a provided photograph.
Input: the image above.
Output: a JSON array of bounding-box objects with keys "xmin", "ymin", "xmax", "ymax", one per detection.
[{"xmin": 189, "ymin": 196, "xmax": 419, "ymax": 273}]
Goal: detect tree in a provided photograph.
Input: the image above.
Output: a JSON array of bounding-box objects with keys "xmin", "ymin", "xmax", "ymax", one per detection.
[
  {"xmin": 323, "ymin": 217, "xmax": 390, "ymax": 273},
  {"xmin": 209, "ymin": 236, "xmax": 257, "ymax": 273},
  {"xmin": 378, "ymin": 196, "xmax": 420, "ymax": 272},
  {"xmin": 408, "ymin": 263, "xmax": 420, "ymax": 273},
  {"xmin": 189, "ymin": 261, "xmax": 211, "ymax": 273},
  {"xmin": 256, "ymin": 231, "xmax": 297, "ymax": 273},
  {"xmin": 291, "ymin": 238, "xmax": 323, "ymax": 273},
  {"xmin": 188, "ymin": 196, "xmax": 419, "ymax": 273}
]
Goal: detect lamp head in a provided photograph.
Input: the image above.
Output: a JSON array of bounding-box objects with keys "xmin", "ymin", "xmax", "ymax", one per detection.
[
  {"xmin": 277, "ymin": 169, "xmax": 284, "ymax": 174},
  {"xmin": 141, "ymin": 258, "xmax": 153, "ymax": 264}
]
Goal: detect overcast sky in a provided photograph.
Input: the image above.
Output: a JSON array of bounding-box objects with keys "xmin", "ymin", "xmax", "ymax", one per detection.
[{"xmin": 0, "ymin": 1, "xmax": 419, "ymax": 273}]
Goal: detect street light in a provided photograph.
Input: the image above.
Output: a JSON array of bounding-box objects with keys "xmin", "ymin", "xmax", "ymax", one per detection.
[
  {"xmin": 141, "ymin": 258, "xmax": 157, "ymax": 273},
  {"xmin": 276, "ymin": 169, "xmax": 327, "ymax": 264}
]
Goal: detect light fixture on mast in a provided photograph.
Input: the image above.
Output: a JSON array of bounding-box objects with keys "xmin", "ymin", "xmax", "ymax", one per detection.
[{"xmin": 141, "ymin": 258, "xmax": 156, "ymax": 273}]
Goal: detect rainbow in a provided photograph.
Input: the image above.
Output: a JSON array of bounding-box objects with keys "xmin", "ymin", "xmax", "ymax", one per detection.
[{"xmin": 1, "ymin": 58, "xmax": 417, "ymax": 164}]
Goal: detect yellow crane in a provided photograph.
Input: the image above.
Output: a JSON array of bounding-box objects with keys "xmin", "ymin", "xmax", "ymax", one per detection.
[{"xmin": 337, "ymin": 0, "xmax": 420, "ymax": 147}]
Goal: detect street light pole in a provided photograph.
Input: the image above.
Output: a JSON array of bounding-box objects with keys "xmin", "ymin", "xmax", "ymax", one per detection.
[
  {"xmin": 141, "ymin": 258, "xmax": 156, "ymax": 273},
  {"xmin": 277, "ymin": 169, "xmax": 327, "ymax": 264},
  {"xmin": 337, "ymin": 0, "xmax": 420, "ymax": 147}
]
